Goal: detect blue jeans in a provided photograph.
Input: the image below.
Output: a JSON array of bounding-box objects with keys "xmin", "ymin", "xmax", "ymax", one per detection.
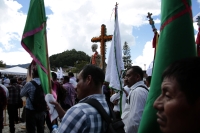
[{"xmin": 26, "ymin": 108, "xmax": 45, "ymax": 133}]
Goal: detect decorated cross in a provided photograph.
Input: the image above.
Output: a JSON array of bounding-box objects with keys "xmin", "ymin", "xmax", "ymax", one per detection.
[
  {"xmin": 147, "ymin": 12, "xmax": 157, "ymax": 31},
  {"xmin": 147, "ymin": 12, "xmax": 159, "ymax": 59},
  {"xmin": 91, "ymin": 24, "xmax": 113, "ymax": 72}
]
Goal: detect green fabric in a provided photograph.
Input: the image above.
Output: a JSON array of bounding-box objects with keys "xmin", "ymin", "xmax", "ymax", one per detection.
[
  {"xmin": 138, "ymin": 0, "xmax": 196, "ymax": 132},
  {"xmin": 22, "ymin": 0, "xmax": 50, "ymax": 94}
]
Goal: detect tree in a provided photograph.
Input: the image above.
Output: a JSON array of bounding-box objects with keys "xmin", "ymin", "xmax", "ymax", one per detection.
[
  {"xmin": 49, "ymin": 49, "xmax": 90, "ymax": 68},
  {"xmin": 123, "ymin": 42, "xmax": 132, "ymax": 69},
  {"xmin": 71, "ymin": 61, "xmax": 89, "ymax": 73},
  {"xmin": 0, "ymin": 60, "xmax": 6, "ymax": 67}
]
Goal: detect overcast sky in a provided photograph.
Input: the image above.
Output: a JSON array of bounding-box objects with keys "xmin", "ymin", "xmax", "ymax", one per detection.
[{"xmin": 0, "ymin": 0, "xmax": 199, "ymax": 69}]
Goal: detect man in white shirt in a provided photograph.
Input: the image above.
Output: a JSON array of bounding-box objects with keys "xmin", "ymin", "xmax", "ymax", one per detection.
[
  {"xmin": 68, "ymin": 72, "xmax": 77, "ymax": 88},
  {"xmin": 121, "ymin": 66, "xmax": 149, "ymax": 133}
]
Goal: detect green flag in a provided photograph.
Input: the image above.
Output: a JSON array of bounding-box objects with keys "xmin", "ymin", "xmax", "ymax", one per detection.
[
  {"xmin": 138, "ymin": 0, "xmax": 196, "ymax": 132},
  {"xmin": 21, "ymin": 0, "xmax": 51, "ymax": 94}
]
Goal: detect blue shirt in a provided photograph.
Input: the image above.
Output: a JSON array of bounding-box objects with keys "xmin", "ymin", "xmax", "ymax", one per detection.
[
  {"xmin": 20, "ymin": 78, "xmax": 40, "ymax": 110},
  {"xmin": 57, "ymin": 94, "xmax": 110, "ymax": 133}
]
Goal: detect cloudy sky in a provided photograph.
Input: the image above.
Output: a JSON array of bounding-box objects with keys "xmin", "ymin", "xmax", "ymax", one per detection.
[{"xmin": 0, "ymin": 0, "xmax": 199, "ymax": 70}]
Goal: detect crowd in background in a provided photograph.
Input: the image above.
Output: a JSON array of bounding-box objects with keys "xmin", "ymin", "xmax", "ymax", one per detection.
[
  {"xmin": 0, "ymin": 57, "xmax": 200, "ymax": 133},
  {"xmin": 0, "ymin": 68, "xmax": 153, "ymax": 133}
]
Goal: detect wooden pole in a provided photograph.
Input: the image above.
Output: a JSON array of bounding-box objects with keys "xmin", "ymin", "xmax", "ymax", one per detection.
[{"xmin": 44, "ymin": 22, "xmax": 52, "ymax": 93}]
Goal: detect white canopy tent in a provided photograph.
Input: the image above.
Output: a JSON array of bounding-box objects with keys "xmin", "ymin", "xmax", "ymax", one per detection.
[{"xmin": 0, "ymin": 66, "xmax": 27, "ymax": 76}]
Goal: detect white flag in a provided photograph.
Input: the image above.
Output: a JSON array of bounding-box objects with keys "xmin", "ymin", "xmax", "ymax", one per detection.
[
  {"xmin": 146, "ymin": 61, "xmax": 154, "ymax": 76},
  {"xmin": 105, "ymin": 4, "xmax": 124, "ymax": 91},
  {"xmin": 57, "ymin": 68, "xmax": 60, "ymax": 79},
  {"xmin": 59, "ymin": 67, "xmax": 63, "ymax": 79}
]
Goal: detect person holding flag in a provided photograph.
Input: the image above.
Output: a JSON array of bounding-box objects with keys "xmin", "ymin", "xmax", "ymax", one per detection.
[
  {"xmin": 20, "ymin": 0, "xmax": 52, "ymax": 132},
  {"xmin": 20, "ymin": 64, "xmax": 46, "ymax": 133}
]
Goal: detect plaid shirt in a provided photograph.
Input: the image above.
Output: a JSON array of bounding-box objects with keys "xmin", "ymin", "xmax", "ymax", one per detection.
[
  {"xmin": 20, "ymin": 78, "xmax": 40, "ymax": 110},
  {"xmin": 7, "ymin": 83, "xmax": 21, "ymax": 104},
  {"xmin": 62, "ymin": 82, "xmax": 76, "ymax": 106},
  {"xmin": 57, "ymin": 94, "xmax": 110, "ymax": 133}
]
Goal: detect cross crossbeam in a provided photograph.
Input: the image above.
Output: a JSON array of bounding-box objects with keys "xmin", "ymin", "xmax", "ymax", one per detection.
[{"xmin": 91, "ymin": 24, "xmax": 112, "ymax": 72}]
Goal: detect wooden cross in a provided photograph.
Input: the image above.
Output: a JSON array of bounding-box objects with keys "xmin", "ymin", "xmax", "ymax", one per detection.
[
  {"xmin": 147, "ymin": 12, "xmax": 152, "ymax": 19},
  {"xmin": 91, "ymin": 24, "xmax": 112, "ymax": 72},
  {"xmin": 115, "ymin": 2, "xmax": 118, "ymax": 8}
]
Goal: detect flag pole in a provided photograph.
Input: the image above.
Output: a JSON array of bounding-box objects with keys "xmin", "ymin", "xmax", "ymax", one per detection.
[
  {"xmin": 44, "ymin": 22, "xmax": 52, "ymax": 93},
  {"xmin": 114, "ymin": 2, "xmax": 123, "ymax": 114}
]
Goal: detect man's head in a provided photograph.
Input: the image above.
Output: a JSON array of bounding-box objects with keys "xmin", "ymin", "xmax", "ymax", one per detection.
[
  {"xmin": 103, "ymin": 81, "xmax": 109, "ymax": 87},
  {"xmin": 32, "ymin": 68, "xmax": 39, "ymax": 78},
  {"xmin": 51, "ymin": 72, "xmax": 57, "ymax": 81},
  {"xmin": 17, "ymin": 77, "xmax": 23, "ymax": 84},
  {"xmin": 91, "ymin": 44, "xmax": 98, "ymax": 52},
  {"xmin": 76, "ymin": 65, "xmax": 105, "ymax": 100},
  {"xmin": 10, "ymin": 78, "xmax": 17, "ymax": 84},
  {"xmin": 153, "ymin": 57, "xmax": 200, "ymax": 133},
  {"xmin": 63, "ymin": 76, "xmax": 70, "ymax": 83},
  {"xmin": 68, "ymin": 72, "xmax": 74, "ymax": 78},
  {"xmin": 145, "ymin": 76, "xmax": 152, "ymax": 88},
  {"xmin": 125, "ymin": 66, "xmax": 143, "ymax": 87},
  {"xmin": 161, "ymin": 57, "xmax": 200, "ymax": 104}
]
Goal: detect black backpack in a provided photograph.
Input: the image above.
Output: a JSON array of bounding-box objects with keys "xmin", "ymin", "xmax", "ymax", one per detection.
[
  {"xmin": 83, "ymin": 98, "xmax": 125, "ymax": 133},
  {"xmin": 127, "ymin": 85, "xmax": 149, "ymax": 104},
  {"xmin": 28, "ymin": 80, "xmax": 47, "ymax": 112}
]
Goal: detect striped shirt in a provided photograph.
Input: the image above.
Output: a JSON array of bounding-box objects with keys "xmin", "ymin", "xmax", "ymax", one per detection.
[
  {"xmin": 20, "ymin": 78, "xmax": 40, "ymax": 110},
  {"xmin": 57, "ymin": 94, "xmax": 110, "ymax": 133}
]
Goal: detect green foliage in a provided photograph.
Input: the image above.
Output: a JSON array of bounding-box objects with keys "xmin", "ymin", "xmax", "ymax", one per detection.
[
  {"xmin": 0, "ymin": 60, "xmax": 6, "ymax": 67},
  {"xmin": 49, "ymin": 49, "xmax": 90, "ymax": 68},
  {"xmin": 123, "ymin": 42, "xmax": 132, "ymax": 69},
  {"xmin": 71, "ymin": 60, "xmax": 89, "ymax": 73}
]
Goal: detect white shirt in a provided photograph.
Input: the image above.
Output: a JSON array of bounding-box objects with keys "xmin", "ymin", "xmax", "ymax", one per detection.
[
  {"xmin": 122, "ymin": 85, "xmax": 130, "ymax": 112},
  {"xmin": 69, "ymin": 78, "xmax": 77, "ymax": 88},
  {"xmin": 110, "ymin": 92, "xmax": 120, "ymax": 112},
  {"xmin": 3, "ymin": 78, "xmax": 10, "ymax": 87},
  {"xmin": 121, "ymin": 81, "xmax": 148, "ymax": 133}
]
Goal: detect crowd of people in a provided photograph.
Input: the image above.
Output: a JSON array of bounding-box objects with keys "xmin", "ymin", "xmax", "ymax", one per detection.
[
  {"xmin": 0, "ymin": 71, "xmax": 77, "ymax": 133},
  {"xmin": 0, "ymin": 57, "xmax": 200, "ymax": 133}
]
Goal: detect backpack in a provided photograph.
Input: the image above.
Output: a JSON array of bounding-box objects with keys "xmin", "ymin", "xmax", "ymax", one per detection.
[
  {"xmin": 83, "ymin": 98, "xmax": 125, "ymax": 133},
  {"xmin": 127, "ymin": 85, "xmax": 149, "ymax": 104},
  {"xmin": 28, "ymin": 80, "xmax": 47, "ymax": 112}
]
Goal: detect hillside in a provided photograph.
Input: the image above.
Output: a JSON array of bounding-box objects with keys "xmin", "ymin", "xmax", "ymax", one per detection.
[{"xmin": 6, "ymin": 63, "xmax": 30, "ymax": 68}]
